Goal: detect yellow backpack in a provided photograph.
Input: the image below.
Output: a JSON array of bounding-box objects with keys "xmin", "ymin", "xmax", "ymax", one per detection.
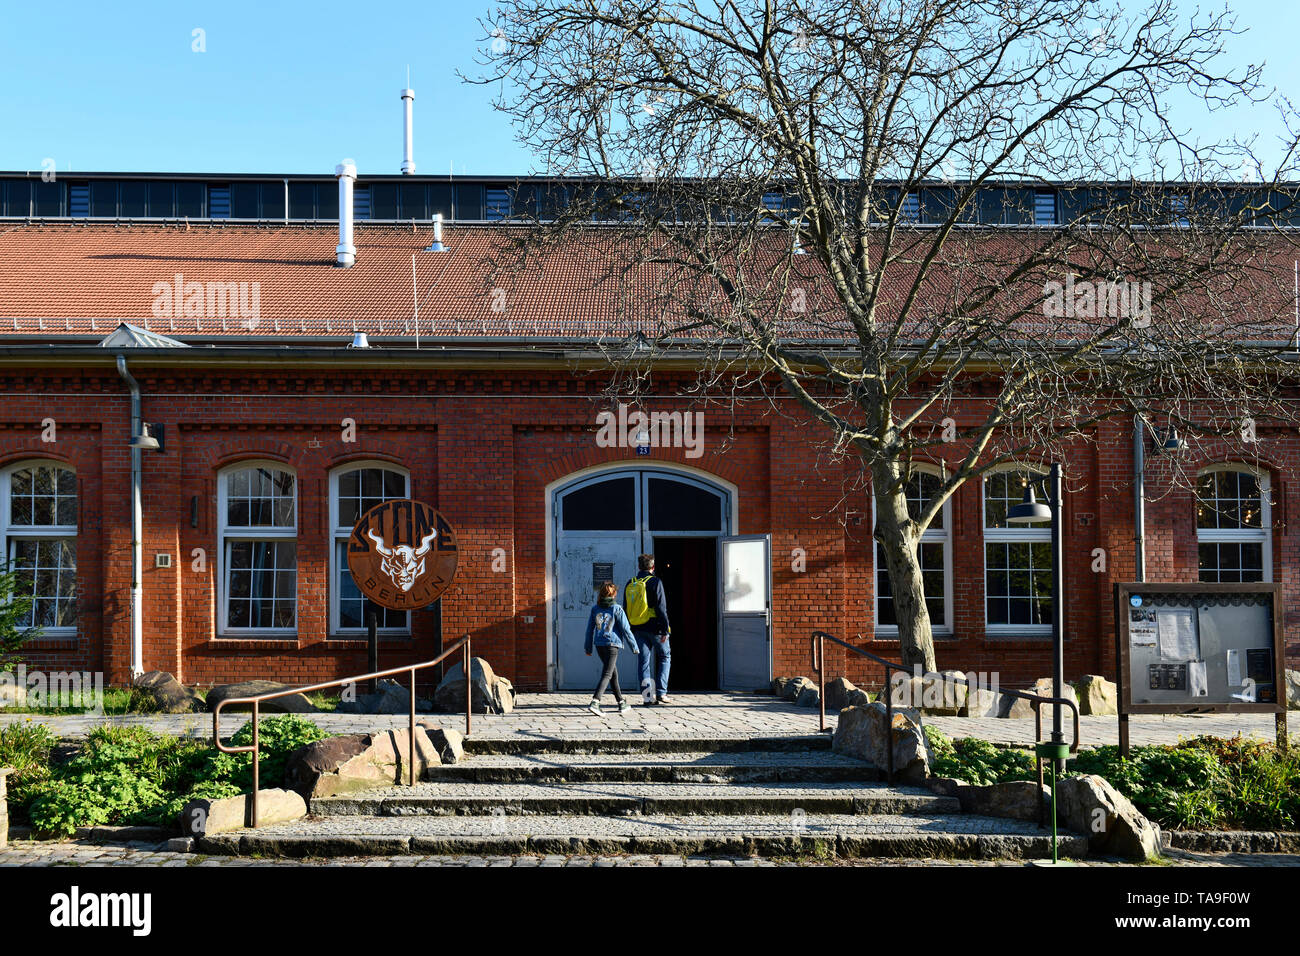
[{"xmin": 624, "ymin": 575, "xmax": 656, "ymax": 626}]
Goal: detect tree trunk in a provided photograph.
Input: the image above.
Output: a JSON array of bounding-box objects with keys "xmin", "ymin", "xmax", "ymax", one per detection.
[{"xmin": 872, "ymin": 462, "xmax": 939, "ymax": 675}]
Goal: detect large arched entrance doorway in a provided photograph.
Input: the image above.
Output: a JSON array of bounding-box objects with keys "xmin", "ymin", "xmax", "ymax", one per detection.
[{"xmin": 548, "ymin": 466, "xmax": 769, "ymax": 692}]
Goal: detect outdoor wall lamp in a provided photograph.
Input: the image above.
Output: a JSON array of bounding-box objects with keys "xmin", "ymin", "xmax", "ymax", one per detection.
[
  {"xmin": 1007, "ymin": 463, "xmax": 1066, "ymax": 772},
  {"xmin": 129, "ymin": 422, "xmax": 164, "ymax": 453}
]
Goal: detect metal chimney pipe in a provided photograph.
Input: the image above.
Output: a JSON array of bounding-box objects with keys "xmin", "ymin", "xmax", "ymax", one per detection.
[
  {"xmin": 401, "ymin": 89, "xmax": 416, "ymax": 175},
  {"xmin": 335, "ymin": 160, "xmax": 357, "ymax": 267}
]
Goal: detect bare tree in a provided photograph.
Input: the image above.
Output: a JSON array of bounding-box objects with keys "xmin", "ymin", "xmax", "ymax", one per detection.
[{"xmin": 474, "ymin": 0, "xmax": 1300, "ymax": 671}]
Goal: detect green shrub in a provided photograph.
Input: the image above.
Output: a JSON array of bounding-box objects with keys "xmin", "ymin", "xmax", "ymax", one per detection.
[
  {"xmin": 931, "ymin": 736, "xmax": 1036, "ymax": 785},
  {"xmin": 27, "ymin": 768, "xmax": 166, "ymax": 836},
  {"xmin": 205, "ymin": 714, "xmax": 330, "ymax": 790},
  {"xmin": 0, "ymin": 720, "xmax": 57, "ymax": 809},
  {"xmin": 15, "ymin": 716, "xmax": 330, "ymax": 836}
]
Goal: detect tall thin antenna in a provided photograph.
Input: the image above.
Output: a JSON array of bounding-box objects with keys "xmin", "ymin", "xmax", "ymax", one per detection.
[{"xmin": 412, "ymin": 253, "xmax": 420, "ymax": 350}]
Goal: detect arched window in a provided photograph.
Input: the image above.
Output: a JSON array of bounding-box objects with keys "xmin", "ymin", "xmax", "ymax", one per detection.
[
  {"xmin": 329, "ymin": 463, "xmax": 410, "ymax": 635},
  {"xmin": 217, "ymin": 462, "xmax": 297, "ymax": 633},
  {"xmin": 984, "ymin": 465, "xmax": 1052, "ymax": 634},
  {"xmin": 1, "ymin": 461, "xmax": 78, "ymax": 633},
  {"xmin": 1196, "ymin": 466, "xmax": 1271, "ymax": 582},
  {"xmin": 873, "ymin": 468, "xmax": 951, "ymax": 637}
]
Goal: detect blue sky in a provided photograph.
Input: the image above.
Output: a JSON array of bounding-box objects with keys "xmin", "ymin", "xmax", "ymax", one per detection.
[{"xmin": 0, "ymin": 0, "xmax": 1295, "ymax": 176}]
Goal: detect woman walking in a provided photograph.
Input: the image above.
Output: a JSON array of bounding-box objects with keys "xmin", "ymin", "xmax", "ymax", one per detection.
[{"xmin": 584, "ymin": 581, "xmax": 638, "ymax": 715}]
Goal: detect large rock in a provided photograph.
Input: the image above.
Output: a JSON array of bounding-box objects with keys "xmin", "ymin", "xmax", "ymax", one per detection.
[
  {"xmin": 1003, "ymin": 678, "xmax": 1079, "ymax": 724},
  {"xmin": 311, "ymin": 727, "xmax": 441, "ymax": 799},
  {"xmin": 844, "ymin": 688, "xmax": 873, "ymax": 708},
  {"xmin": 336, "ymin": 678, "xmax": 415, "ymax": 715},
  {"xmin": 961, "ymin": 685, "xmax": 1003, "ymax": 717},
  {"xmin": 283, "ymin": 734, "xmax": 370, "ymax": 799},
  {"xmin": 832, "ymin": 702, "xmax": 932, "ymax": 781},
  {"xmin": 795, "ymin": 684, "xmax": 821, "ymax": 708},
  {"xmin": 420, "ymin": 724, "xmax": 466, "ymax": 764},
  {"xmin": 434, "ymin": 658, "xmax": 514, "ymax": 715},
  {"xmin": 179, "ymin": 788, "xmax": 306, "ymax": 836},
  {"xmin": 205, "ymin": 680, "xmax": 317, "ymax": 714},
  {"xmin": 0, "ymin": 681, "xmax": 26, "ymax": 709},
  {"xmin": 919, "ymin": 670, "xmax": 968, "ymax": 715},
  {"xmin": 1076, "ymin": 675, "xmax": 1118, "ymax": 716},
  {"xmin": 1285, "ymin": 669, "xmax": 1300, "ymax": 711},
  {"xmin": 132, "ymin": 671, "xmax": 204, "ymax": 714},
  {"xmin": 823, "ymin": 677, "xmax": 858, "ymax": 712},
  {"xmin": 1056, "ymin": 774, "xmax": 1161, "ymax": 861},
  {"xmin": 887, "ymin": 672, "xmax": 923, "ymax": 708},
  {"xmin": 771, "ymin": 677, "xmax": 798, "ymax": 698},
  {"xmin": 781, "ymin": 677, "xmax": 815, "ymax": 702}
]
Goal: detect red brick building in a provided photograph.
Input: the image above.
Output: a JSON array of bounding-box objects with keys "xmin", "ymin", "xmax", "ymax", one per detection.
[{"xmin": 0, "ymin": 172, "xmax": 1295, "ymax": 694}]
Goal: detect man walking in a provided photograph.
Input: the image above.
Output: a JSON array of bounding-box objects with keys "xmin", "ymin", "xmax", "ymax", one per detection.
[{"xmin": 624, "ymin": 553, "xmax": 672, "ymax": 705}]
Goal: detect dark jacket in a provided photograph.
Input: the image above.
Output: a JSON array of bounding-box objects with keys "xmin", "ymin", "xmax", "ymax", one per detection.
[
  {"xmin": 584, "ymin": 601, "xmax": 638, "ymax": 655},
  {"xmin": 629, "ymin": 573, "xmax": 671, "ymax": 636}
]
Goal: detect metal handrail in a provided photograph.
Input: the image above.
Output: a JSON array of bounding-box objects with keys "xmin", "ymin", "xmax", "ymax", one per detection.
[
  {"xmin": 213, "ymin": 633, "xmax": 473, "ymax": 828},
  {"xmin": 809, "ymin": 630, "xmax": 1079, "ymax": 821}
]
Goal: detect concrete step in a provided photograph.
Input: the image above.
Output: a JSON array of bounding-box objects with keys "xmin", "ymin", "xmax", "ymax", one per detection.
[
  {"xmin": 426, "ymin": 750, "xmax": 881, "ymax": 784},
  {"xmin": 460, "ymin": 734, "xmax": 833, "ymax": 756},
  {"xmin": 195, "ymin": 812, "xmax": 1088, "ymax": 860},
  {"xmin": 312, "ymin": 781, "xmax": 957, "ymax": 817},
  {"xmin": 421, "ymin": 749, "xmax": 878, "ymax": 780}
]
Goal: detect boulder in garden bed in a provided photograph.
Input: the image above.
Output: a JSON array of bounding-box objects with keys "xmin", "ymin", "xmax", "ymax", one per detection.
[
  {"xmin": 286, "ymin": 727, "xmax": 442, "ymax": 800},
  {"xmin": 795, "ymin": 684, "xmax": 821, "ymax": 708},
  {"xmin": 132, "ymin": 671, "xmax": 204, "ymax": 714},
  {"xmin": 1056, "ymin": 774, "xmax": 1162, "ymax": 861},
  {"xmin": 179, "ymin": 788, "xmax": 306, "ymax": 837},
  {"xmin": 832, "ymin": 702, "xmax": 932, "ymax": 781},
  {"xmin": 781, "ymin": 677, "xmax": 815, "ymax": 702},
  {"xmin": 823, "ymin": 677, "xmax": 858, "ymax": 712},
  {"xmin": 1285, "ymin": 669, "xmax": 1300, "ymax": 711},
  {"xmin": 1076, "ymin": 675, "xmax": 1118, "ymax": 716},
  {"xmin": 434, "ymin": 657, "xmax": 514, "ymax": 715},
  {"xmin": 1002, "ymin": 678, "xmax": 1079, "ymax": 724},
  {"xmin": 205, "ymin": 680, "xmax": 318, "ymax": 714},
  {"xmin": 420, "ymin": 724, "xmax": 466, "ymax": 764}
]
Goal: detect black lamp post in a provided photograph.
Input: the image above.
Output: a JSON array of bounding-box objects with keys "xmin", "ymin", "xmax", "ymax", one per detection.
[{"xmin": 1007, "ymin": 463, "xmax": 1065, "ymax": 768}]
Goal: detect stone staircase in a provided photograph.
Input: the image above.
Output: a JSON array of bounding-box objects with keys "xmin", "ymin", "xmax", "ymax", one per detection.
[{"xmin": 193, "ymin": 735, "xmax": 1089, "ymax": 860}]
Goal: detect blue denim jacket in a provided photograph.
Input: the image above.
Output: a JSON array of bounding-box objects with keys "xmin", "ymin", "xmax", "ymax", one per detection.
[{"xmin": 584, "ymin": 602, "xmax": 639, "ymax": 655}]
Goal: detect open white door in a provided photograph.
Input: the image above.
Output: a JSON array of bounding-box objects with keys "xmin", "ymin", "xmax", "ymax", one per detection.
[{"xmin": 718, "ymin": 534, "xmax": 771, "ymax": 691}]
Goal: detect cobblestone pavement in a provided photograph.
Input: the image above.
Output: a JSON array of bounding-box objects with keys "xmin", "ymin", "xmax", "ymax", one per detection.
[
  {"xmin": 1, "ymin": 692, "xmax": 1291, "ymax": 747},
  {"xmin": 1, "ymin": 838, "xmax": 1296, "ymax": 867}
]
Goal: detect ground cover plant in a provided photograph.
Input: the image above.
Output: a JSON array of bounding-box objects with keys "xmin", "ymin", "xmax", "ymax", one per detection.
[
  {"xmin": 1, "ymin": 715, "xmax": 330, "ymax": 837},
  {"xmin": 925, "ymin": 728, "xmax": 1299, "ymax": 831}
]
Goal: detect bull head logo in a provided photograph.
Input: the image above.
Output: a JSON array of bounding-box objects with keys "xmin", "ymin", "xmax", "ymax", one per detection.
[{"xmin": 368, "ymin": 527, "xmax": 437, "ymax": 592}]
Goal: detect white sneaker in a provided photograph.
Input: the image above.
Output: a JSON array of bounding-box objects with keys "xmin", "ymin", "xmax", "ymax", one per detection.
[
  {"xmin": 586, "ymin": 700, "xmax": 602, "ymax": 716},
  {"xmin": 618, "ymin": 700, "xmax": 633, "ymax": 715},
  {"xmin": 658, "ymin": 695, "xmax": 671, "ymax": 705}
]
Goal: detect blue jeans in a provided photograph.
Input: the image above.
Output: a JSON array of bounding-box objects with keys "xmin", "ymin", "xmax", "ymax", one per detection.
[{"xmin": 635, "ymin": 631, "xmax": 671, "ymax": 699}]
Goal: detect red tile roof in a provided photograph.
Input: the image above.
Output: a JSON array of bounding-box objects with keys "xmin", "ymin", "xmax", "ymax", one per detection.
[{"xmin": 0, "ymin": 221, "xmax": 1294, "ymax": 345}]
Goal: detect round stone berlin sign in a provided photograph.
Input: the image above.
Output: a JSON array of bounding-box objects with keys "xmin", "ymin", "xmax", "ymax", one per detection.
[{"xmin": 346, "ymin": 499, "xmax": 458, "ymax": 610}]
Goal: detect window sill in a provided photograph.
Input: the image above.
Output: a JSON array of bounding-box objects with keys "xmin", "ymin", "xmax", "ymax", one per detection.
[
  {"xmin": 327, "ymin": 634, "xmax": 412, "ymax": 644},
  {"xmin": 982, "ymin": 630, "xmax": 1054, "ymax": 642},
  {"xmin": 208, "ymin": 635, "xmax": 299, "ymax": 650}
]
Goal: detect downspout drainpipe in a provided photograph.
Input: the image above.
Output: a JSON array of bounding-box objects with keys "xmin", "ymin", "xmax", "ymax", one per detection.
[
  {"xmin": 1133, "ymin": 414, "xmax": 1146, "ymax": 583},
  {"xmin": 115, "ymin": 355, "xmax": 145, "ymax": 678}
]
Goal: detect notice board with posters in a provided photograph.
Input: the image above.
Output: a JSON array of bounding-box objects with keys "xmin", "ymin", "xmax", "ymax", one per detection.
[{"xmin": 1114, "ymin": 583, "xmax": 1286, "ymax": 715}]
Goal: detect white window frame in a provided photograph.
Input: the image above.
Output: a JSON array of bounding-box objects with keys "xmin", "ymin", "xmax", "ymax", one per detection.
[
  {"xmin": 872, "ymin": 466, "xmax": 953, "ymax": 638},
  {"xmin": 0, "ymin": 460, "xmax": 78, "ymax": 636},
  {"xmin": 216, "ymin": 461, "xmax": 297, "ymax": 636},
  {"xmin": 328, "ymin": 461, "xmax": 411, "ymax": 637},
  {"xmin": 1195, "ymin": 464, "xmax": 1272, "ymax": 583},
  {"xmin": 983, "ymin": 464, "xmax": 1053, "ymax": 637}
]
